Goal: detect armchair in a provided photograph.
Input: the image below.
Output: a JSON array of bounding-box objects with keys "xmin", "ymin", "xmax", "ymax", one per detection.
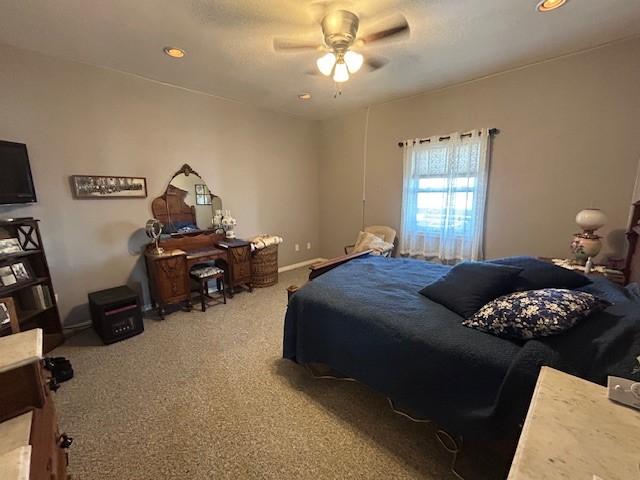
[{"xmin": 344, "ymin": 225, "xmax": 398, "ymax": 257}]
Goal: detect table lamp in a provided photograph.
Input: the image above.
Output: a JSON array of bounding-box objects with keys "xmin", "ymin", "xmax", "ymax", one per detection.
[{"xmin": 570, "ymin": 208, "xmax": 607, "ymax": 264}]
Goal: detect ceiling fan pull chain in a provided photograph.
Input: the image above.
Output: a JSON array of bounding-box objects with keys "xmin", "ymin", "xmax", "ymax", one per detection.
[{"xmin": 333, "ymin": 82, "xmax": 343, "ymax": 99}]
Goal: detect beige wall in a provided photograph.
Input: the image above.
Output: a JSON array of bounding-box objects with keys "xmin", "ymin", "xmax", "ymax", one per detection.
[
  {"xmin": 320, "ymin": 38, "xmax": 640, "ymax": 263},
  {"xmin": 2, "ymin": 37, "xmax": 640, "ymax": 326},
  {"xmin": 0, "ymin": 44, "xmax": 321, "ymax": 325}
]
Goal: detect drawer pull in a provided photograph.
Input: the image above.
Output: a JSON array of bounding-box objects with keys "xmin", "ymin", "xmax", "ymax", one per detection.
[{"xmin": 59, "ymin": 433, "xmax": 74, "ymax": 449}]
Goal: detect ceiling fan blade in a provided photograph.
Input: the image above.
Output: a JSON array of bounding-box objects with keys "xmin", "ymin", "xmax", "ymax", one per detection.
[
  {"xmin": 273, "ymin": 38, "xmax": 322, "ymax": 52},
  {"xmin": 360, "ymin": 14, "xmax": 410, "ymax": 45},
  {"xmin": 364, "ymin": 56, "xmax": 389, "ymax": 72}
]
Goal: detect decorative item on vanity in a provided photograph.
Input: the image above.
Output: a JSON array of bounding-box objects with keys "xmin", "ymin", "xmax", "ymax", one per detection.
[
  {"xmin": 249, "ymin": 235, "xmax": 284, "ymax": 288},
  {"xmin": 145, "ymin": 219, "xmax": 164, "ymax": 256},
  {"xmin": 221, "ymin": 211, "xmax": 237, "ymax": 239},
  {"xmin": 71, "ymin": 175, "xmax": 147, "ymax": 199},
  {"xmin": 213, "ymin": 210, "xmax": 224, "ymax": 235},
  {"xmin": 570, "ymin": 208, "xmax": 607, "ymax": 264}
]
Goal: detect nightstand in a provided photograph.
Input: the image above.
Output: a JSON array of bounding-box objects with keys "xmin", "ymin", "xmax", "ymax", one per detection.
[{"xmin": 540, "ymin": 257, "xmax": 626, "ymax": 286}]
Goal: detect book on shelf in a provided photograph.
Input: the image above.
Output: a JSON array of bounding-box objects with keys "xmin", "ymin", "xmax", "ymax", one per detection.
[{"xmin": 17, "ymin": 285, "xmax": 52, "ymax": 312}]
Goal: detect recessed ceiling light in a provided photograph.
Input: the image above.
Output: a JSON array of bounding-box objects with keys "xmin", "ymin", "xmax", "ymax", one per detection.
[
  {"xmin": 298, "ymin": 93, "xmax": 312, "ymax": 100},
  {"xmin": 536, "ymin": 0, "xmax": 567, "ymax": 12},
  {"xmin": 163, "ymin": 47, "xmax": 185, "ymax": 58}
]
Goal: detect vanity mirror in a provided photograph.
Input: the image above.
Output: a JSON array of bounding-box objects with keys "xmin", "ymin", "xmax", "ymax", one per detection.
[{"xmin": 151, "ymin": 164, "xmax": 222, "ymax": 234}]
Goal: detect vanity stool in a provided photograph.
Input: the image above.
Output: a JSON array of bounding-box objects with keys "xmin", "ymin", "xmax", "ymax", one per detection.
[{"xmin": 189, "ymin": 264, "xmax": 226, "ymax": 312}]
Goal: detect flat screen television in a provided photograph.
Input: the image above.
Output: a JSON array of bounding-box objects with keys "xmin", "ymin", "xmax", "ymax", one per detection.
[{"xmin": 0, "ymin": 140, "xmax": 37, "ymax": 204}]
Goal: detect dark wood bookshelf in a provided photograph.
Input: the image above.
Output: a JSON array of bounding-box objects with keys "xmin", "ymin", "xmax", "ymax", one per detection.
[
  {"xmin": 0, "ymin": 249, "xmax": 42, "ymax": 263},
  {"xmin": 19, "ymin": 304, "xmax": 56, "ymax": 323},
  {"xmin": 0, "ymin": 276, "xmax": 50, "ymax": 297},
  {"xmin": 0, "ymin": 218, "xmax": 63, "ymax": 352}
]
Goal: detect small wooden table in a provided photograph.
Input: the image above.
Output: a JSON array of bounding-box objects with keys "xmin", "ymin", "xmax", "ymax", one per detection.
[{"xmin": 508, "ymin": 367, "xmax": 640, "ymax": 479}]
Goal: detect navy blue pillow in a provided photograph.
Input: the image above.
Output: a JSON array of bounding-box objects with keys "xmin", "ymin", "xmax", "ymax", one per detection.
[
  {"xmin": 488, "ymin": 256, "xmax": 591, "ymax": 291},
  {"xmin": 419, "ymin": 262, "xmax": 523, "ymax": 318}
]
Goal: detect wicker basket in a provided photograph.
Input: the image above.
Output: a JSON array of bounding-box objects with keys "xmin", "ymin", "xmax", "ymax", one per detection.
[{"xmin": 251, "ymin": 244, "xmax": 278, "ymax": 288}]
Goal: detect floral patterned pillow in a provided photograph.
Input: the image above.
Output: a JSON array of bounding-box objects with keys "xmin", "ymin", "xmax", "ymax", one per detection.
[{"xmin": 462, "ymin": 289, "xmax": 610, "ymax": 339}]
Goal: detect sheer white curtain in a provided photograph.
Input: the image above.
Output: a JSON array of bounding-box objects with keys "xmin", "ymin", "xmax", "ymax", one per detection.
[{"xmin": 400, "ymin": 129, "xmax": 491, "ymax": 262}]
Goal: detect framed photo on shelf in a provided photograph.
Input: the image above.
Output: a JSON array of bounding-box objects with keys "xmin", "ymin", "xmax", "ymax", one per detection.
[
  {"xmin": 0, "ymin": 266, "xmax": 17, "ymax": 287},
  {"xmin": 70, "ymin": 175, "xmax": 148, "ymax": 199},
  {"xmin": 11, "ymin": 262, "xmax": 32, "ymax": 282},
  {"xmin": 0, "ymin": 260, "xmax": 33, "ymax": 288},
  {"xmin": 0, "ymin": 297, "xmax": 19, "ymax": 333},
  {"xmin": 0, "ymin": 238, "xmax": 22, "ymax": 255}
]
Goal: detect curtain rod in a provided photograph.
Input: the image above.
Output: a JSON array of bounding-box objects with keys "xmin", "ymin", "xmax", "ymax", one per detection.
[{"xmin": 397, "ymin": 128, "xmax": 499, "ymax": 147}]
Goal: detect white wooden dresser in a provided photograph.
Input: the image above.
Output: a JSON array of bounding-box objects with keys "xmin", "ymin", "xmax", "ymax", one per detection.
[
  {"xmin": 0, "ymin": 329, "xmax": 70, "ymax": 479},
  {"xmin": 508, "ymin": 366, "xmax": 640, "ymax": 480}
]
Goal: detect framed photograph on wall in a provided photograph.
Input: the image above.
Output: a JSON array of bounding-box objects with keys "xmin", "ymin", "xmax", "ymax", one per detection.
[
  {"xmin": 0, "ymin": 238, "xmax": 23, "ymax": 255},
  {"xmin": 71, "ymin": 175, "xmax": 147, "ymax": 199}
]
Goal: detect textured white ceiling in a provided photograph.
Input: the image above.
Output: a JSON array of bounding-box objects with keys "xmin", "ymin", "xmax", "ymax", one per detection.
[{"xmin": 1, "ymin": 0, "xmax": 639, "ymax": 119}]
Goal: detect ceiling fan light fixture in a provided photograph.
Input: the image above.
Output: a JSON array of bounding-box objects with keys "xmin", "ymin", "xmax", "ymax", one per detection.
[
  {"xmin": 536, "ymin": 0, "xmax": 567, "ymax": 12},
  {"xmin": 333, "ymin": 62, "xmax": 350, "ymax": 83},
  {"xmin": 344, "ymin": 50, "xmax": 363, "ymax": 73},
  {"xmin": 317, "ymin": 52, "xmax": 337, "ymax": 76}
]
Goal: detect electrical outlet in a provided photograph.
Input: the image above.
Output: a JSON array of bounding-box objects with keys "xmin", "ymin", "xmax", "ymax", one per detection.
[
  {"xmin": 295, "ymin": 243, "xmax": 300, "ymax": 252},
  {"xmin": 306, "ymin": 242, "xmax": 312, "ymax": 250}
]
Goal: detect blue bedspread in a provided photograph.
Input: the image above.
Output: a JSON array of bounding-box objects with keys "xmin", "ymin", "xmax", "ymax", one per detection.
[{"xmin": 283, "ymin": 255, "xmax": 640, "ymax": 439}]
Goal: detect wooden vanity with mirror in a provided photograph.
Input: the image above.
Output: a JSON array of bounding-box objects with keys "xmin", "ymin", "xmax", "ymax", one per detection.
[{"xmin": 145, "ymin": 164, "xmax": 252, "ymax": 318}]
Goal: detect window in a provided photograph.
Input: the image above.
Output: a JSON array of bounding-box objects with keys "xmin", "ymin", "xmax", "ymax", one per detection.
[
  {"xmin": 415, "ymin": 176, "xmax": 475, "ymax": 232},
  {"xmin": 400, "ymin": 130, "xmax": 491, "ymax": 262}
]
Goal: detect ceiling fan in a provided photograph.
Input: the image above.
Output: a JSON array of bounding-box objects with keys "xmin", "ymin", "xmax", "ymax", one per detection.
[{"xmin": 273, "ymin": 9, "xmax": 410, "ymax": 84}]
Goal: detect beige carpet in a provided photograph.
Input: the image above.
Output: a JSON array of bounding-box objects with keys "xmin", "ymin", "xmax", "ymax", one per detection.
[{"xmin": 53, "ymin": 268, "xmax": 508, "ymax": 479}]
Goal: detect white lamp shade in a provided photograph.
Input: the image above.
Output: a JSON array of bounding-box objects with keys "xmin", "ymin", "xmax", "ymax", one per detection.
[
  {"xmin": 316, "ymin": 52, "xmax": 336, "ymax": 76},
  {"xmin": 333, "ymin": 62, "xmax": 350, "ymax": 82},
  {"xmin": 575, "ymin": 208, "xmax": 607, "ymax": 232},
  {"xmin": 344, "ymin": 50, "xmax": 363, "ymax": 73}
]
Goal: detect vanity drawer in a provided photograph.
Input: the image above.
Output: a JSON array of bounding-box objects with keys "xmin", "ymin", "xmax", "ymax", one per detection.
[
  {"xmin": 233, "ymin": 261, "xmax": 252, "ymax": 282},
  {"xmin": 230, "ymin": 246, "xmax": 251, "ymax": 263},
  {"xmin": 150, "ymin": 255, "xmax": 189, "ymax": 302}
]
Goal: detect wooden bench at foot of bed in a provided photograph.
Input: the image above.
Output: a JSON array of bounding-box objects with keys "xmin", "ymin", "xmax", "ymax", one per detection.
[{"xmin": 286, "ymin": 250, "xmax": 372, "ymax": 300}]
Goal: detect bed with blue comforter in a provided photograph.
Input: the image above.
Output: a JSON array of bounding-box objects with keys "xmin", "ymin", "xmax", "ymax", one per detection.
[{"xmin": 283, "ymin": 255, "xmax": 640, "ymax": 439}]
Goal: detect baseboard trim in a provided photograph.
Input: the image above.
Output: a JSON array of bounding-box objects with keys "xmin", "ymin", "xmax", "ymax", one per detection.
[{"xmin": 278, "ymin": 257, "xmax": 327, "ymax": 273}]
